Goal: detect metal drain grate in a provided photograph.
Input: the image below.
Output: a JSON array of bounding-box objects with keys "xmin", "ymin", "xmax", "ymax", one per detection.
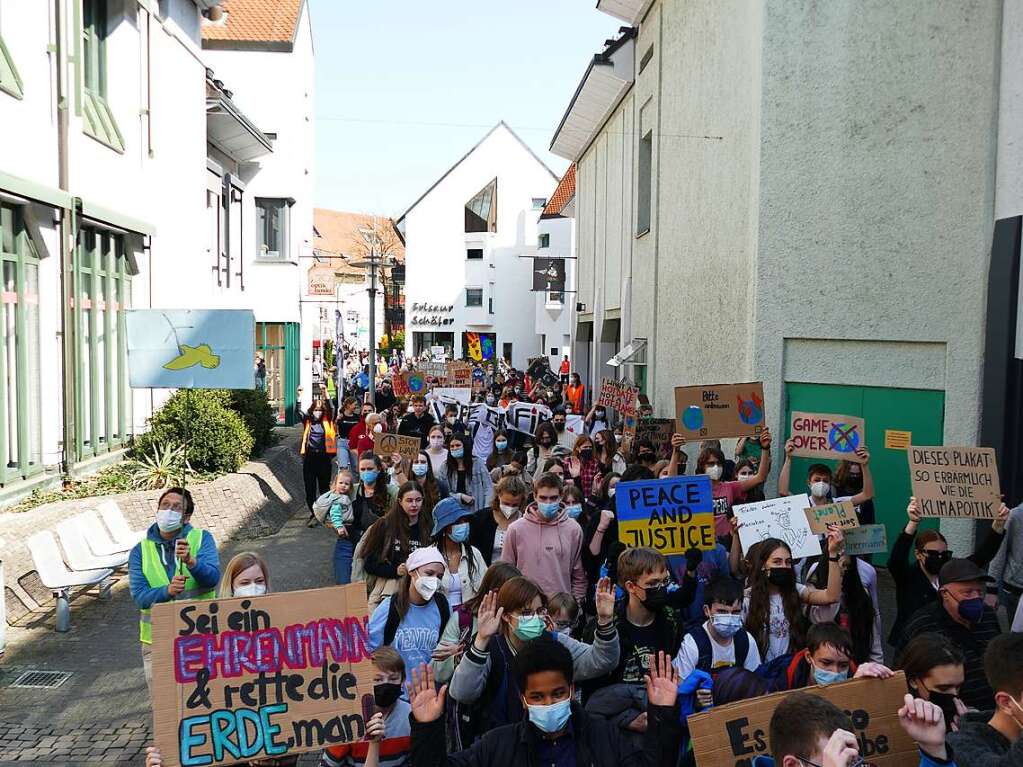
[{"xmin": 9, "ymin": 670, "xmax": 72, "ymax": 689}]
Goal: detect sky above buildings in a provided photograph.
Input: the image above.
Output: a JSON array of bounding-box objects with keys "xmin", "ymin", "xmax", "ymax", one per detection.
[{"xmin": 310, "ymin": 0, "xmax": 621, "ymax": 218}]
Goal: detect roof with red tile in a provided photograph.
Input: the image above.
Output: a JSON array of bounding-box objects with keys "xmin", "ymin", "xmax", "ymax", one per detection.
[
  {"xmin": 201, "ymin": 0, "xmax": 304, "ymax": 47},
  {"xmin": 540, "ymin": 164, "xmax": 576, "ymax": 219},
  {"xmin": 313, "ymin": 210, "xmax": 405, "ymax": 276}
]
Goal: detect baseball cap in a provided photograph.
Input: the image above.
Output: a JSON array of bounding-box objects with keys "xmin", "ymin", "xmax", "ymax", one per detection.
[{"xmin": 938, "ymin": 558, "xmax": 995, "ymax": 587}]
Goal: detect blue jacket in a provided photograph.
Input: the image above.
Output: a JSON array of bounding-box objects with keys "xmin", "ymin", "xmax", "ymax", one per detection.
[
  {"xmin": 128, "ymin": 522, "xmax": 220, "ymax": 609},
  {"xmin": 751, "ymin": 749, "xmax": 956, "ymax": 767}
]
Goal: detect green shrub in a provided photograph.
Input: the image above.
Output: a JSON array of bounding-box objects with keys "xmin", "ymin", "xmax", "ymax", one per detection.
[
  {"xmin": 132, "ymin": 390, "xmax": 252, "ymax": 474},
  {"xmin": 227, "ymin": 389, "xmax": 278, "ymax": 456}
]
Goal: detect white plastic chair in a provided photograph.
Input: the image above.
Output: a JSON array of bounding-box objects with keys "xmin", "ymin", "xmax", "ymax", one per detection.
[
  {"xmin": 96, "ymin": 500, "xmax": 146, "ymax": 548},
  {"xmin": 26, "ymin": 531, "xmax": 113, "ymax": 632},
  {"xmin": 56, "ymin": 518, "xmax": 129, "ymax": 571},
  {"xmin": 73, "ymin": 509, "xmax": 133, "ymax": 556}
]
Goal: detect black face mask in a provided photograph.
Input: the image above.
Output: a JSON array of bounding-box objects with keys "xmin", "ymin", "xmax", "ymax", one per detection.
[
  {"xmin": 579, "ymin": 448, "xmax": 594, "ymax": 460},
  {"xmin": 641, "ymin": 584, "xmax": 668, "ymax": 610},
  {"xmin": 554, "ymin": 423, "xmax": 566, "ymax": 432},
  {"xmin": 766, "ymin": 568, "xmax": 796, "ymax": 590},
  {"xmin": 922, "ymin": 551, "xmax": 952, "ymax": 576},
  {"xmin": 843, "ymin": 477, "xmax": 863, "ymax": 493},
  {"xmin": 638, "ymin": 453, "xmax": 655, "ymax": 463},
  {"xmin": 916, "ymin": 685, "xmax": 959, "ymax": 733},
  {"xmin": 373, "ymin": 682, "xmax": 402, "ymax": 709}
]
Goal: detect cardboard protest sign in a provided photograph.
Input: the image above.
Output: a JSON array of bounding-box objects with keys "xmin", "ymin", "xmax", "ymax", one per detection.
[
  {"xmin": 674, "ymin": 382, "xmax": 765, "ymax": 440},
  {"xmin": 804, "ymin": 500, "xmax": 860, "ymax": 534},
  {"xmin": 616, "ymin": 475, "xmax": 715, "ymax": 554},
  {"xmin": 636, "ymin": 418, "xmax": 676, "ymax": 458},
  {"xmin": 689, "ymin": 673, "xmax": 917, "ymax": 767},
  {"xmin": 597, "ymin": 378, "xmax": 640, "ymax": 415},
  {"xmin": 373, "ymin": 432, "xmax": 422, "ymax": 463},
  {"xmin": 404, "ymin": 371, "xmax": 427, "ymax": 396},
  {"xmin": 419, "ymin": 361, "xmax": 447, "ymax": 382},
  {"xmin": 151, "ymin": 585, "xmax": 373, "ymax": 767},
  {"xmin": 734, "ymin": 494, "xmax": 822, "ymax": 559},
  {"xmin": 447, "ymin": 362, "xmax": 472, "ymax": 387},
  {"xmin": 789, "ymin": 411, "xmax": 866, "ymax": 462},
  {"xmin": 909, "ymin": 445, "xmax": 1001, "ymax": 518},
  {"xmin": 844, "ymin": 523, "xmax": 888, "ymax": 556}
]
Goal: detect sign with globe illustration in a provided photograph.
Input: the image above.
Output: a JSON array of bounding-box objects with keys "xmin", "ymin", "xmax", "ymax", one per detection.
[
  {"xmin": 674, "ymin": 382, "xmax": 766, "ymax": 439},
  {"xmin": 789, "ymin": 411, "xmax": 867, "ymax": 463}
]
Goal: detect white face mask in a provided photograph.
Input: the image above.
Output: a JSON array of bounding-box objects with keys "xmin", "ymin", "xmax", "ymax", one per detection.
[
  {"xmin": 704, "ymin": 465, "xmax": 723, "ymax": 481},
  {"xmin": 608, "ymin": 488, "xmax": 616, "ymax": 498},
  {"xmin": 499, "ymin": 503, "xmax": 519, "ymax": 519},
  {"xmin": 430, "ymin": 437, "xmax": 444, "ymax": 448},
  {"xmin": 414, "ymin": 574, "xmax": 440, "ymax": 601},
  {"xmin": 233, "ymin": 583, "xmax": 267, "ymax": 598},
  {"xmin": 156, "ymin": 509, "xmax": 183, "ymax": 533},
  {"xmin": 373, "ymin": 423, "xmax": 384, "ymax": 434},
  {"xmin": 810, "ymin": 481, "xmax": 831, "ymax": 498}
]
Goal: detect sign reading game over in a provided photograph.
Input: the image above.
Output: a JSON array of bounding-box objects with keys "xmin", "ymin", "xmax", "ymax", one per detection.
[
  {"xmin": 909, "ymin": 445, "xmax": 1001, "ymax": 518},
  {"xmin": 674, "ymin": 382, "xmax": 765, "ymax": 440},
  {"xmin": 790, "ymin": 411, "xmax": 866, "ymax": 462},
  {"xmin": 616, "ymin": 475, "xmax": 715, "ymax": 554},
  {"xmin": 151, "ymin": 585, "xmax": 373, "ymax": 767},
  {"xmin": 689, "ymin": 673, "xmax": 918, "ymax": 767}
]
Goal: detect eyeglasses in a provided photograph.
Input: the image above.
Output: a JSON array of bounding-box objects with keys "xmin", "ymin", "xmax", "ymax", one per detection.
[
  {"xmin": 798, "ymin": 757, "xmax": 868, "ymax": 767},
  {"xmin": 516, "ymin": 608, "xmax": 548, "ymax": 618}
]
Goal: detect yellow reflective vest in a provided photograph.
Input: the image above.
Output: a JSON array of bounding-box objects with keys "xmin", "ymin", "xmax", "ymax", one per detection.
[{"xmin": 138, "ymin": 527, "xmax": 215, "ymax": 644}]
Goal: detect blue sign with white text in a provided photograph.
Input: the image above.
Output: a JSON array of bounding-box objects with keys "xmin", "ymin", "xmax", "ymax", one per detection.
[{"xmin": 125, "ymin": 309, "xmax": 256, "ymax": 390}]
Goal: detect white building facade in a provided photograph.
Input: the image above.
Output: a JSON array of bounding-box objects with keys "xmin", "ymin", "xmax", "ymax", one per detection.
[
  {"xmin": 0, "ymin": 0, "xmax": 314, "ymax": 505},
  {"xmin": 535, "ymin": 165, "xmax": 576, "ymax": 374},
  {"xmin": 552, "ymin": 1, "xmax": 1023, "ymax": 555},
  {"xmin": 397, "ymin": 122, "xmax": 559, "ymax": 369}
]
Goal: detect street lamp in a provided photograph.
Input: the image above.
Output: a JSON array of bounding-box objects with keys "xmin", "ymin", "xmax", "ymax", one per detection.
[{"xmin": 353, "ymin": 222, "xmax": 390, "ymax": 407}]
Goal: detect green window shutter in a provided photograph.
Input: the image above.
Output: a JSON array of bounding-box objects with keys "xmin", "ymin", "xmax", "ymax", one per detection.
[{"xmin": 0, "ymin": 34, "xmax": 23, "ymax": 99}]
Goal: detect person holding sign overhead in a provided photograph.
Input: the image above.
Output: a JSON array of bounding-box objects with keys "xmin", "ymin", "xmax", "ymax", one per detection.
[
  {"xmin": 691, "ymin": 427, "xmax": 773, "ymax": 542},
  {"xmin": 778, "ymin": 439, "xmax": 874, "ymax": 514},
  {"xmin": 128, "ymin": 487, "xmax": 220, "ymax": 695},
  {"xmin": 741, "ymin": 527, "xmax": 844, "ymax": 663}
]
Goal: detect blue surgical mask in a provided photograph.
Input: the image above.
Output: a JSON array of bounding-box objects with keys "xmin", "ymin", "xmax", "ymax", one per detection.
[
  {"xmin": 514, "ymin": 615, "xmax": 546, "ymax": 641},
  {"xmin": 526, "ymin": 698, "xmax": 572, "ymax": 734},
  {"xmin": 412, "ymin": 463, "xmax": 429, "ymax": 477},
  {"xmin": 564, "ymin": 504, "xmax": 582, "ymax": 519},
  {"xmin": 710, "ymin": 614, "xmax": 743, "ymax": 639},
  {"xmin": 360, "ymin": 469, "xmax": 379, "ymax": 485},
  {"xmin": 495, "ymin": 440, "xmax": 508, "ymax": 451},
  {"xmin": 538, "ymin": 501, "xmax": 560, "ymax": 519},
  {"xmin": 451, "ymin": 448, "xmax": 464, "ymax": 459},
  {"xmin": 449, "ymin": 522, "xmax": 470, "ymax": 542},
  {"xmin": 812, "ymin": 664, "xmax": 848, "ymax": 687}
]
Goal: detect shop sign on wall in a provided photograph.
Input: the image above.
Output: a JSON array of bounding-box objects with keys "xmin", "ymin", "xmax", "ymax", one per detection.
[{"xmin": 409, "ymin": 303, "xmax": 455, "ymax": 327}]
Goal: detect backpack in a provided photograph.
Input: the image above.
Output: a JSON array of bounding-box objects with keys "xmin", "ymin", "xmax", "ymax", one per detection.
[
  {"xmin": 383, "ymin": 592, "xmax": 451, "ymax": 647},
  {"xmin": 688, "ymin": 626, "xmax": 751, "ymax": 675}
]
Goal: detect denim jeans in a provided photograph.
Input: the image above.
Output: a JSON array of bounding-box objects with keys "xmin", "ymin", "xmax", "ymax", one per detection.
[{"xmin": 334, "ymin": 538, "xmax": 354, "ymax": 584}]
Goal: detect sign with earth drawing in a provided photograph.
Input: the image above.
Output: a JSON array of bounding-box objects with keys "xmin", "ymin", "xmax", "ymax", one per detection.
[
  {"xmin": 789, "ymin": 411, "xmax": 866, "ymax": 463},
  {"xmin": 674, "ymin": 382, "xmax": 765, "ymax": 440}
]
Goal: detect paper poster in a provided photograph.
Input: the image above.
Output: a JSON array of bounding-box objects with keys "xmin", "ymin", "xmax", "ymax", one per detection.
[
  {"xmin": 789, "ymin": 411, "xmax": 866, "ymax": 462},
  {"xmin": 674, "ymin": 382, "xmax": 765, "ymax": 440},
  {"xmin": 616, "ymin": 475, "xmax": 715, "ymax": 554},
  {"xmin": 151, "ymin": 585, "xmax": 373, "ymax": 767},
  {"xmin": 125, "ymin": 309, "xmax": 256, "ymax": 390},
  {"xmin": 419, "ymin": 361, "xmax": 447, "ymax": 381},
  {"xmin": 565, "ymin": 414, "xmax": 586, "ymax": 439},
  {"xmin": 804, "ymin": 500, "xmax": 860, "ymax": 534},
  {"xmin": 885, "ymin": 430, "xmax": 911, "ymax": 450},
  {"xmin": 689, "ymin": 673, "xmax": 917, "ymax": 767},
  {"xmin": 636, "ymin": 418, "xmax": 676, "ymax": 458},
  {"xmin": 430, "ymin": 387, "xmax": 472, "ymax": 405},
  {"xmin": 733, "ymin": 494, "xmax": 822, "ymax": 559},
  {"xmin": 843, "ymin": 523, "xmax": 889, "ymax": 556},
  {"xmin": 373, "ymin": 433, "xmax": 422, "ymax": 463},
  {"xmin": 447, "ymin": 362, "xmax": 472, "ymax": 387},
  {"xmin": 597, "ymin": 378, "xmax": 639, "ymax": 414},
  {"xmin": 909, "ymin": 446, "xmax": 1001, "ymax": 518},
  {"xmin": 505, "ymin": 402, "xmax": 553, "ymax": 436}
]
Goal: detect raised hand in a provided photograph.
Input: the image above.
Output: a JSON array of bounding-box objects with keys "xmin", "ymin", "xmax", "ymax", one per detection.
[
  {"xmin": 759, "ymin": 427, "xmax": 772, "ymax": 449},
  {"xmin": 595, "ymin": 576, "xmax": 615, "ymax": 624},
  {"xmin": 897, "ymin": 694, "xmax": 948, "ymax": 760},
  {"xmin": 821, "ymin": 729, "xmax": 860, "ymax": 767},
  {"xmin": 784, "ymin": 437, "xmax": 796, "ymax": 456},
  {"xmin": 825, "ymin": 524, "xmax": 845, "ymax": 556},
  {"xmin": 644, "ymin": 651, "xmax": 680, "ymax": 707},
  {"xmin": 407, "ymin": 664, "xmax": 447, "ymax": 724},
  {"xmin": 597, "ymin": 509, "xmax": 615, "ymax": 531},
  {"xmin": 671, "ymin": 433, "xmax": 687, "ymax": 450},
  {"xmin": 474, "ymin": 589, "xmax": 504, "ymax": 647},
  {"xmin": 993, "ymin": 502, "xmax": 1011, "ymax": 534}
]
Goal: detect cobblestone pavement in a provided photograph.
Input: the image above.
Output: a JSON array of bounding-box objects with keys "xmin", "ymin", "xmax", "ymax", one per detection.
[{"xmin": 0, "ymin": 428, "xmax": 338, "ymax": 765}]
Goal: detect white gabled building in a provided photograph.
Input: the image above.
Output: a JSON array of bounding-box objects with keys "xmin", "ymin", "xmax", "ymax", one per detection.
[
  {"xmin": 535, "ymin": 164, "xmax": 577, "ymax": 376},
  {"xmin": 396, "ymin": 122, "xmax": 559, "ymax": 369}
]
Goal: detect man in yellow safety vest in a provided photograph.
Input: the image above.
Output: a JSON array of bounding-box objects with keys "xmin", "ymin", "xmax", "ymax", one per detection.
[{"xmin": 127, "ymin": 487, "xmax": 220, "ymax": 694}]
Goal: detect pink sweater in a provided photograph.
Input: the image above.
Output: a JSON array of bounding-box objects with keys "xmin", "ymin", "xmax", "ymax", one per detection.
[{"xmin": 500, "ymin": 504, "xmax": 586, "ymax": 600}]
